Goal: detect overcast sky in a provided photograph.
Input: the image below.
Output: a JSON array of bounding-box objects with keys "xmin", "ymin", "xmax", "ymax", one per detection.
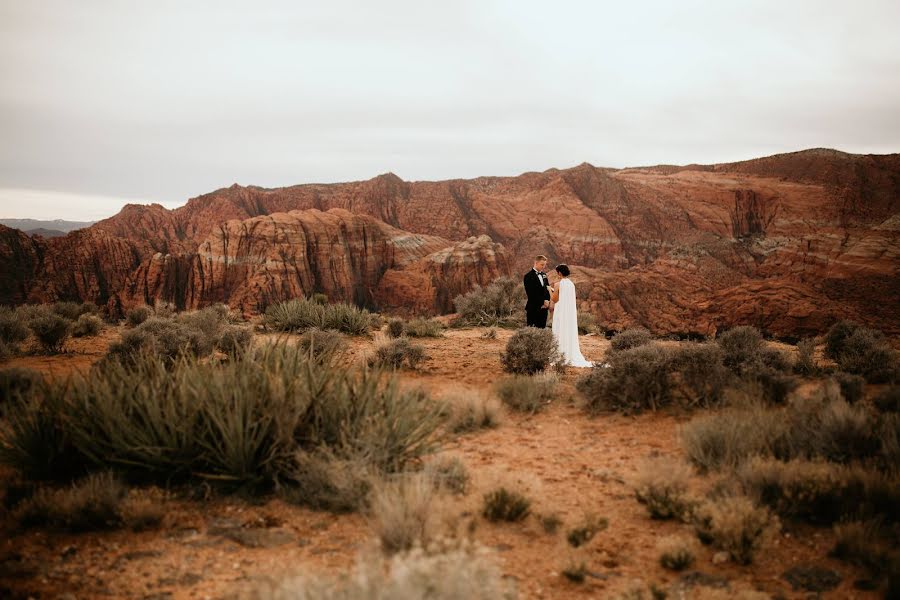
[{"xmin": 1, "ymin": 1, "xmax": 899, "ymax": 220}]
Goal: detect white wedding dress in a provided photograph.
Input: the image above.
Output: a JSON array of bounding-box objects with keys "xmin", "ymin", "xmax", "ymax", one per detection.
[{"xmin": 551, "ymin": 278, "xmax": 593, "ymax": 368}]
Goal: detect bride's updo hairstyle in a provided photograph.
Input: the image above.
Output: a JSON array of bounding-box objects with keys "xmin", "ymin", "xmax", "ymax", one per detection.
[{"xmin": 555, "ymin": 264, "xmax": 570, "ymax": 276}]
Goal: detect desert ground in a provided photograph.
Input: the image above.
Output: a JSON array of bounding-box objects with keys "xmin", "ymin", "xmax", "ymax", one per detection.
[{"xmin": 0, "ymin": 322, "xmax": 888, "ymax": 600}]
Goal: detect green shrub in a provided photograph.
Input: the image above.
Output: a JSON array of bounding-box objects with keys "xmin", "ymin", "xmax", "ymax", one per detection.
[
  {"xmin": 482, "ymin": 487, "xmax": 531, "ymax": 522},
  {"xmin": 404, "ymin": 318, "xmax": 444, "ymax": 338},
  {"xmin": 453, "ymin": 277, "xmax": 525, "ymax": 328},
  {"xmin": 28, "ymin": 313, "xmax": 71, "ymax": 353},
  {"xmin": 297, "ymin": 327, "xmax": 347, "ymax": 358},
  {"xmin": 14, "ymin": 471, "xmax": 126, "ymax": 531},
  {"xmin": 386, "ymin": 318, "xmax": 405, "ymax": 338},
  {"xmin": 370, "ymin": 337, "xmax": 427, "ymax": 370},
  {"xmin": 609, "ymin": 327, "xmax": 653, "ymax": 352},
  {"xmin": 577, "ymin": 344, "xmax": 671, "ymax": 414},
  {"xmin": 691, "ymin": 494, "xmax": 779, "ymax": 564},
  {"xmin": 324, "ymin": 302, "xmax": 372, "ymax": 335},
  {"xmin": 633, "ymin": 458, "xmax": 695, "ymax": 520},
  {"xmin": 72, "ymin": 314, "xmax": 104, "ymax": 338},
  {"xmin": 742, "ymin": 365, "xmax": 798, "ymax": 404},
  {"xmin": 657, "ymin": 535, "xmax": 698, "ymax": 571},
  {"xmin": 494, "ymin": 374, "xmax": 557, "ymax": 414},
  {"xmin": 126, "ymin": 305, "xmax": 152, "ymax": 327},
  {"xmin": 311, "ymin": 293, "xmax": 329, "ymax": 305},
  {"xmin": 500, "ymin": 327, "xmax": 561, "ymax": 375}
]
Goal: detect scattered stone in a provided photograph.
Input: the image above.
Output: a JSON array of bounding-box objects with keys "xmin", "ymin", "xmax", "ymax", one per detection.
[
  {"xmin": 60, "ymin": 546, "xmax": 77, "ymax": 560},
  {"xmin": 782, "ymin": 565, "xmax": 842, "ymax": 593},
  {"xmin": 712, "ymin": 551, "xmax": 729, "ymax": 564}
]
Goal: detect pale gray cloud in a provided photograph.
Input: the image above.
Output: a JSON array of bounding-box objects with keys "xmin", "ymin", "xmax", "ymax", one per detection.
[{"xmin": 1, "ymin": 0, "xmax": 898, "ymax": 219}]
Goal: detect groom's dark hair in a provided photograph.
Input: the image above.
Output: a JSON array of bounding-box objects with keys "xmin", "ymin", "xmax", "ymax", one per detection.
[{"xmin": 555, "ymin": 264, "xmax": 570, "ymax": 276}]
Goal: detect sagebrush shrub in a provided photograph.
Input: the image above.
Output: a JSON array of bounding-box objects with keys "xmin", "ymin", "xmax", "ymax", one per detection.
[
  {"xmin": 738, "ymin": 457, "xmax": 898, "ymax": 525},
  {"xmin": 825, "ymin": 320, "xmax": 860, "ymax": 359},
  {"xmin": 443, "ymin": 392, "xmax": 502, "ymax": 433},
  {"xmin": 831, "ymin": 372, "xmax": 865, "ymax": 404},
  {"xmin": 609, "ymin": 327, "xmax": 653, "ymax": 352},
  {"xmin": 370, "ymin": 337, "xmax": 427, "ymax": 370},
  {"xmin": 425, "ymin": 455, "xmax": 470, "ymax": 495},
  {"xmin": 297, "ymin": 327, "xmax": 347, "ymax": 358},
  {"xmin": 52, "ymin": 301, "xmax": 97, "ymax": 321},
  {"xmin": 248, "ymin": 540, "xmax": 515, "ymax": 600},
  {"xmin": 106, "ymin": 316, "xmax": 212, "ymax": 365},
  {"xmin": 386, "ymin": 318, "xmax": 405, "ymax": 338},
  {"xmin": 265, "ymin": 298, "xmax": 372, "ymax": 335},
  {"xmin": 453, "ymin": 277, "xmax": 525, "ymax": 328},
  {"xmin": 28, "ymin": 313, "xmax": 71, "ymax": 353},
  {"xmin": 126, "ymin": 305, "xmax": 152, "ymax": 327},
  {"xmin": 0, "ymin": 311, "xmax": 30, "ymax": 348},
  {"xmin": 482, "ymin": 486, "xmax": 531, "ymax": 522},
  {"xmin": 834, "ymin": 327, "xmax": 898, "ymax": 383},
  {"xmin": 500, "ymin": 327, "xmax": 561, "ymax": 375},
  {"xmin": 668, "ymin": 343, "xmax": 732, "ymax": 409},
  {"xmin": 14, "ymin": 471, "xmax": 126, "ymax": 532},
  {"xmin": 311, "ymin": 293, "xmax": 328, "ymax": 305},
  {"xmin": 565, "ymin": 513, "xmax": 608, "ymax": 547},
  {"xmin": 830, "ymin": 521, "xmax": 895, "ymax": 583},
  {"xmin": 680, "ymin": 404, "xmax": 788, "ymax": 472},
  {"xmin": 633, "ymin": 458, "xmax": 695, "ymax": 520},
  {"xmin": 717, "ymin": 326, "xmax": 764, "ymax": 374},
  {"xmin": 282, "ymin": 449, "xmax": 372, "ymax": 513},
  {"xmin": 794, "ymin": 338, "xmax": 819, "ymax": 375},
  {"xmin": 72, "ymin": 313, "xmax": 104, "ymax": 338},
  {"xmin": 577, "ymin": 312, "xmax": 598, "ymax": 335},
  {"xmin": 368, "ymin": 472, "xmax": 443, "ymax": 554},
  {"xmin": 0, "ymin": 368, "xmax": 42, "ymax": 403},
  {"xmin": 481, "ymin": 328, "xmax": 498, "ymax": 340},
  {"xmin": 691, "ymin": 494, "xmax": 779, "ymax": 564},
  {"xmin": 494, "ymin": 373, "xmax": 557, "ymax": 413},
  {"xmin": 874, "ymin": 387, "xmax": 900, "ymax": 413},
  {"xmin": 403, "ymin": 318, "xmax": 444, "ymax": 338},
  {"xmin": 577, "ymin": 344, "xmax": 671, "ymax": 414},
  {"xmin": 215, "ymin": 324, "xmax": 253, "ymax": 358},
  {"xmin": 657, "ymin": 535, "xmax": 698, "ymax": 570}
]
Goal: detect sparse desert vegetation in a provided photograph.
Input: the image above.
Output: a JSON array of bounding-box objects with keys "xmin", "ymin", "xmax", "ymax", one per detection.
[{"xmin": 0, "ymin": 305, "xmax": 897, "ymax": 599}]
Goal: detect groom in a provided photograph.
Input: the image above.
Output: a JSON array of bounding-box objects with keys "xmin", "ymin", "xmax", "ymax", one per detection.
[{"xmin": 523, "ymin": 255, "xmax": 551, "ymax": 328}]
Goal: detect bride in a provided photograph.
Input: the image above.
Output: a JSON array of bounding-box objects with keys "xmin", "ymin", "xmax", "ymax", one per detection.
[{"xmin": 549, "ymin": 264, "xmax": 594, "ymax": 368}]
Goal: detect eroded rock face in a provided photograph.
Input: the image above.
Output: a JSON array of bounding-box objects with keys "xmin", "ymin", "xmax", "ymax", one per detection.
[{"xmin": 3, "ymin": 149, "xmax": 898, "ymax": 336}]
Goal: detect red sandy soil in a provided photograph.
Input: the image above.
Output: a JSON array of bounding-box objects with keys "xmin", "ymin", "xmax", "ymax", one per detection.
[{"xmin": 0, "ymin": 327, "xmax": 882, "ymax": 599}]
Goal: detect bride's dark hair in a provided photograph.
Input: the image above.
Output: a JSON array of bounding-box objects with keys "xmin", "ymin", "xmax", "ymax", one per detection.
[{"xmin": 555, "ymin": 264, "xmax": 570, "ymax": 276}]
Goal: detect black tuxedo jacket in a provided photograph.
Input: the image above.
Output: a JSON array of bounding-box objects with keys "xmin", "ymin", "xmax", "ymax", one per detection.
[{"xmin": 523, "ymin": 269, "xmax": 551, "ymax": 309}]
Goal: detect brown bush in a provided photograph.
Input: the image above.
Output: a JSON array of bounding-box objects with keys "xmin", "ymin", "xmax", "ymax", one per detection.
[
  {"xmin": 691, "ymin": 494, "xmax": 779, "ymax": 564},
  {"xmin": 633, "ymin": 458, "xmax": 695, "ymax": 520},
  {"xmin": 494, "ymin": 373, "xmax": 557, "ymax": 413},
  {"xmin": 609, "ymin": 327, "xmax": 653, "ymax": 352},
  {"xmin": 370, "ymin": 337, "xmax": 427, "ymax": 370}
]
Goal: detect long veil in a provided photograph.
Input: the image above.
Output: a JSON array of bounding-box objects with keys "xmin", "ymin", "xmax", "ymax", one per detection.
[{"xmin": 552, "ymin": 279, "xmax": 593, "ymax": 367}]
